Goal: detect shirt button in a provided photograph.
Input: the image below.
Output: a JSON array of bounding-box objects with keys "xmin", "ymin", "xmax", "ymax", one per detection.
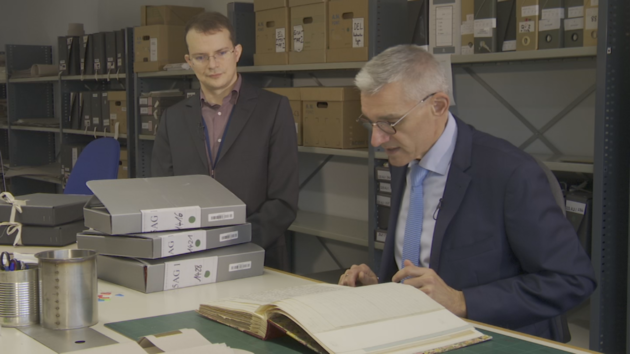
[
  {"xmin": 218, "ymin": 112, "xmax": 222, "ymax": 115},
  {"xmin": 218, "ymin": 139, "xmax": 222, "ymax": 143}
]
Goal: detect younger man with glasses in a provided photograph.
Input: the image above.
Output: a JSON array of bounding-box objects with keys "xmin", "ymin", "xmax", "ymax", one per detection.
[
  {"xmin": 341, "ymin": 45, "xmax": 595, "ymax": 342},
  {"xmin": 151, "ymin": 12, "xmax": 299, "ymax": 271}
]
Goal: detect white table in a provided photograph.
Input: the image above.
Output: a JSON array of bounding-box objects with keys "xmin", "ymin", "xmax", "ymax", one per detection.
[{"xmin": 0, "ymin": 245, "xmax": 599, "ymax": 354}]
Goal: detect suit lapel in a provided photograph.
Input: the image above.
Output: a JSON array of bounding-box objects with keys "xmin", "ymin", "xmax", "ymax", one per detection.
[
  {"xmin": 183, "ymin": 95, "xmax": 209, "ymax": 172},
  {"xmin": 217, "ymin": 81, "xmax": 258, "ymax": 163},
  {"xmin": 430, "ymin": 117, "xmax": 473, "ymax": 272}
]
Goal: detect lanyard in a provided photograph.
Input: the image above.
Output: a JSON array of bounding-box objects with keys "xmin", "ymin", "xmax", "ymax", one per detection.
[{"xmin": 201, "ymin": 107, "xmax": 235, "ymax": 176}]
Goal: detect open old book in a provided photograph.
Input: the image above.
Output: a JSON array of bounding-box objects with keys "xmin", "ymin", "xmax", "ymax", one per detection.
[{"xmin": 198, "ymin": 282, "xmax": 491, "ymax": 354}]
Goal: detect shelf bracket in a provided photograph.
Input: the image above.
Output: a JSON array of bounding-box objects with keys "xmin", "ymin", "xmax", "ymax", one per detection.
[{"xmin": 299, "ymin": 155, "xmax": 334, "ymax": 190}]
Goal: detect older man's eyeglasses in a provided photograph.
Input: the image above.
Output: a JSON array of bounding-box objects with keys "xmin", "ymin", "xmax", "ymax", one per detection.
[
  {"xmin": 357, "ymin": 93, "xmax": 437, "ymax": 135},
  {"xmin": 190, "ymin": 49, "xmax": 235, "ymax": 66}
]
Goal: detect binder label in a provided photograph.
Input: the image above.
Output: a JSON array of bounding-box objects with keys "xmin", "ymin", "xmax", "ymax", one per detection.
[
  {"xmin": 521, "ymin": 5, "xmax": 539, "ymax": 17},
  {"xmin": 519, "ymin": 21, "xmax": 536, "ymax": 33},
  {"xmin": 164, "ymin": 256, "xmax": 218, "ymax": 290},
  {"xmin": 377, "ymin": 170, "xmax": 391, "ymax": 181},
  {"xmin": 293, "ymin": 25, "xmax": 304, "ymax": 52},
  {"xmin": 435, "ymin": 6, "xmax": 454, "ymax": 46},
  {"xmin": 474, "ymin": 19, "xmax": 496, "ymax": 38},
  {"xmin": 585, "ymin": 8, "xmax": 598, "ymax": 30},
  {"xmin": 141, "ymin": 206, "xmax": 202, "ymax": 232},
  {"xmin": 275, "ymin": 28, "xmax": 286, "ymax": 52},
  {"xmin": 568, "ymin": 6, "xmax": 584, "ymax": 18},
  {"xmin": 564, "ymin": 18, "xmax": 584, "ymax": 31},
  {"xmin": 377, "ymin": 195, "xmax": 391, "ymax": 207},
  {"xmin": 542, "ymin": 8, "xmax": 565, "ymax": 20},
  {"xmin": 150, "ymin": 38, "xmax": 158, "ymax": 61},
  {"xmin": 566, "ymin": 200, "xmax": 586, "ymax": 215},
  {"xmin": 539, "ymin": 18, "xmax": 561, "ymax": 31},
  {"xmin": 229, "ymin": 261, "xmax": 252, "ymax": 272},
  {"xmin": 160, "ymin": 230, "xmax": 207, "ymax": 257},
  {"xmin": 220, "ymin": 231, "xmax": 239, "ymax": 242},
  {"xmin": 352, "ymin": 18, "xmax": 365, "ymax": 47},
  {"xmin": 208, "ymin": 211, "xmax": 235, "ymax": 222}
]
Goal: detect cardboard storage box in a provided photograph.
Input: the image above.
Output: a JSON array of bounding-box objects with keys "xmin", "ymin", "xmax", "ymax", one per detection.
[
  {"xmin": 583, "ymin": 0, "xmax": 597, "ymax": 47},
  {"xmin": 254, "ymin": 8, "xmax": 290, "ymax": 65},
  {"xmin": 97, "ymin": 243, "xmax": 265, "ymax": 293},
  {"xmin": 77, "ymin": 223, "xmax": 251, "ymax": 259},
  {"xmin": 0, "ymin": 220, "xmax": 84, "ymax": 246},
  {"xmin": 327, "ymin": 0, "xmax": 369, "ymax": 62},
  {"xmin": 134, "ymin": 25, "xmax": 187, "ymax": 72},
  {"xmin": 301, "ymin": 87, "xmax": 367, "ymax": 149},
  {"xmin": 461, "ymin": 0, "xmax": 475, "ymax": 54},
  {"xmin": 84, "ymin": 175, "xmax": 247, "ymax": 235},
  {"xmin": 289, "ymin": 2, "xmax": 327, "ymax": 64},
  {"xmin": 118, "ymin": 148, "xmax": 128, "ymax": 179},
  {"xmin": 141, "ymin": 5, "xmax": 204, "ymax": 26},
  {"xmin": 108, "ymin": 91, "xmax": 127, "ymax": 134},
  {"xmin": 141, "ymin": 115, "xmax": 158, "ymax": 135},
  {"xmin": 254, "ymin": 0, "xmax": 289, "ymax": 11},
  {"xmin": 516, "ymin": 0, "xmax": 539, "ymax": 51},
  {"xmin": 0, "ymin": 193, "xmax": 91, "ymax": 226},
  {"xmin": 264, "ymin": 88, "xmax": 302, "ymax": 145}
]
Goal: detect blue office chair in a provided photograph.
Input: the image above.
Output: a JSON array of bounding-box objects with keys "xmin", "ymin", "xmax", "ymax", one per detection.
[{"xmin": 64, "ymin": 138, "xmax": 121, "ymax": 195}]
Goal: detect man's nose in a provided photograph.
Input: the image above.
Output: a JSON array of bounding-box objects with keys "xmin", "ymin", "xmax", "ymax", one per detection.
[{"xmin": 371, "ymin": 127, "xmax": 390, "ymax": 147}]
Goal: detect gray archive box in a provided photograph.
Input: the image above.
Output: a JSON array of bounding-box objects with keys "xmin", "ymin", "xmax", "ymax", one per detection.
[
  {"xmin": 77, "ymin": 223, "xmax": 252, "ymax": 259},
  {"xmin": 228, "ymin": 2, "xmax": 255, "ymax": 66},
  {"xmin": 538, "ymin": 0, "xmax": 564, "ymax": 49},
  {"xmin": 474, "ymin": 0, "xmax": 498, "ymax": 53},
  {"xmin": 83, "ymin": 92, "xmax": 92, "ymax": 129},
  {"xmin": 101, "ymin": 92, "xmax": 110, "ymax": 130},
  {"xmin": 91, "ymin": 92, "xmax": 102, "ymax": 130},
  {"xmin": 92, "ymin": 32, "xmax": 107, "ymax": 75},
  {"xmin": 564, "ymin": 0, "xmax": 584, "ymax": 47},
  {"xmin": 0, "ymin": 194, "xmax": 91, "ymax": 226},
  {"xmin": 84, "ymin": 175, "xmax": 247, "ymax": 235},
  {"xmin": 105, "ymin": 31, "xmax": 117, "ymax": 73},
  {"xmin": 497, "ymin": 0, "xmax": 517, "ymax": 51},
  {"xmin": 97, "ymin": 243, "xmax": 265, "ymax": 293},
  {"xmin": 115, "ymin": 29, "xmax": 126, "ymax": 73},
  {"xmin": 0, "ymin": 220, "xmax": 84, "ymax": 246}
]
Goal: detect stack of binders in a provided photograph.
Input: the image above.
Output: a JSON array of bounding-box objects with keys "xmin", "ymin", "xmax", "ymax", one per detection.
[{"xmin": 77, "ymin": 175, "xmax": 265, "ymax": 293}]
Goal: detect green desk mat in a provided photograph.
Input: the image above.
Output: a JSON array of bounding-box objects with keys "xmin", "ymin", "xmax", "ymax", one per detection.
[{"xmin": 105, "ymin": 311, "xmax": 571, "ymax": 353}]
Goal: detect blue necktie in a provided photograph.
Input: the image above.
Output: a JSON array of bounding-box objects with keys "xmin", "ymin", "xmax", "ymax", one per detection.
[{"xmin": 402, "ymin": 163, "xmax": 429, "ymax": 268}]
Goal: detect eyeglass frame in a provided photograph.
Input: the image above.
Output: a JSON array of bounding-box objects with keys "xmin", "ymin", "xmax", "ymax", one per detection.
[
  {"xmin": 357, "ymin": 92, "xmax": 437, "ymax": 135},
  {"xmin": 188, "ymin": 48, "xmax": 236, "ymax": 66}
]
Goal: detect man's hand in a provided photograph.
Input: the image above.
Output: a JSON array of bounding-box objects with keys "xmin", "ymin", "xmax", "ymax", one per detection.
[
  {"xmin": 338, "ymin": 264, "xmax": 379, "ymax": 287},
  {"xmin": 392, "ymin": 260, "xmax": 468, "ymax": 318}
]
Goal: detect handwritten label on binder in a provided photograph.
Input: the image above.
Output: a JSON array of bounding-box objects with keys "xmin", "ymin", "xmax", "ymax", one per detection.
[
  {"xmin": 141, "ymin": 206, "xmax": 201, "ymax": 232},
  {"xmin": 160, "ymin": 230, "xmax": 206, "ymax": 257},
  {"xmin": 293, "ymin": 25, "xmax": 304, "ymax": 52},
  {"xmin": 164, "ymin": 257, "xmax": 218, "ymax": 290},
  {"xmin": 519, "ymin": 21, "xmax": 535, "ymax": 33},
  {"xmin": 352, "ymin": 18, "xmax": 365, "ymax": 47},
  {"xmin": 566, "ymin": 201, "xmax": 586, "ymax": 215},
  {"xmin": 275, "ymin": 28, "xmax": 286, "ymax": 53},
  {"xmin": 150, "ymin": 38, "xmax": 158, "ymax": 62},
  {"xmin": 585, "ymin": 8, "xmax": 598, "ymax": 30}
]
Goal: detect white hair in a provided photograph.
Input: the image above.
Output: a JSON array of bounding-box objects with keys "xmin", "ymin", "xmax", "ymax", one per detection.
[{"xmin": 355, "ymin": 45, "xmax": 449, "ymax": 102}]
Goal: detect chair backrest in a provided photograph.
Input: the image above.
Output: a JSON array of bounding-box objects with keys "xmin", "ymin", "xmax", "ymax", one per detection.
[{"xmin": 64, "ymin": 138, "xmax": 120, "ymax": 195}]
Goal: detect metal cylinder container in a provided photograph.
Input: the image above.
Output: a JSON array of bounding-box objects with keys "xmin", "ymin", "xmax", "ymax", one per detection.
[
  {"xmin": 0, "ymin": 265, "xmax": 39, "ymax": 327},
  {"xmin": 35, "ymin": 249, "xmax": 97, "ymax": 330}
]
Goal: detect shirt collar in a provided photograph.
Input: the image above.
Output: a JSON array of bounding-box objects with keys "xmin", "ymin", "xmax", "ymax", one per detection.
[
  {"xmin": 411, "ymin": 112, "xmax": 458, "ymax": 175},
  {"xmin": 200, "ymin": 74, "xmax": 242, "ymax": 106}
]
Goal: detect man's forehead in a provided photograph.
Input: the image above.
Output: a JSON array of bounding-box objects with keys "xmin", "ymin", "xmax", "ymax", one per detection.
[{"xmin": 186, "ymin": 29, "xmax": 230, "ymax": 47}]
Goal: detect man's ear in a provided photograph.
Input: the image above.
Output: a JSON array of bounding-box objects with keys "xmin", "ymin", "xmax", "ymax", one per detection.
[
  {"xmin": 431, "ymin": 93, "xmax": 450, "ymax": 116},
  {"xmin": 234, "ymin": 44, "xmax": 243, "ymax": 63},
  {"xmin": 184, "ymin": 54, "xmax": 192, "ymax": 66}
]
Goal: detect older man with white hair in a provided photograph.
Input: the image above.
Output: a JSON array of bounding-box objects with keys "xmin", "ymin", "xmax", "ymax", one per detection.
[{"xmin": 340, "ymin": 45, "xmax": 595, "ymax": 342}]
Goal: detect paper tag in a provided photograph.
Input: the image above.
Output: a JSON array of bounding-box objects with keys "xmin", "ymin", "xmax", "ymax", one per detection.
[
  {"xmin": 148, "ymin": 121, "xmax": 153, "ymax": 132},
  {"xmin": 542, "ymin": 8, "xmax": 564, "ymax": 20},
  {"xmin": 293, "ymin": 25, "xmax": 304, "ymax": 52},
  {"xmin": 163, "ymin": 257, "xmax": 218, "ymax": 290},
  {"xmin": 539, "ymin": 18, "xmax": 561, "ymax": 31},
  {"xmin": 474, "ymin": 19, "xmax": 496, "ymax": 38},
  {"xmin": 142, "ymin": 122, "xmax": 149, "ymax": 129},
  {"xmin": 352, "ymin": 18, "xmax": 365, "ymax": 47},
  {"xmin": 275, "ymin": 28, "xmax": 286, "ymax": 53},
  {"xmin": 591, "ymin": 0, "xmax": 598, "ymax": 6},
  {"xmin": 103, "ymin": 119, "xmax": 110, "ymax": 126},
  {"xmin": 229, "ymin": 261, "xmax": 252, "ymax": 272},
  {"xmin": 110, "ymin": 113, "xmax": 117, "ymax": 120},
  {"xmin": 376, "ymin": 230, "xmax": 387, "ymax": 242},
  {"xmin": 141, "ymin": 206, "xmax": 202, "ymax": 233},
  {"xmin": 376, "ymin": 170, "xmax": 391, "ymax": 181},
  {"xmin": 117, "ymin": 58, "xmax": 122, "ymax": 66},
  {"xmin": 461, "ymin": 45, "xmax": 474, "ymax": 55},
  {"xmin": 376, "ymin": 195, "xmax": 391, "ymax": 207},
  {"xmin": 435, "ymin": 6, "xmax": 453, "ymax": 46},
  {"xmin": 160, "ymin": 230, "xmax": 206, "ymax": 257},
  {"xmin": 122, "ymin": 107, "xmax": 127, "ymax": 112},
  {"xmin": 219, "ymin": 231, "xmax": 239, "ymax": 242},
  {"xmin": 521, "ymin": 5, "xmax": 539, "ymax": 17},
  {"xmin": 564, "ymin": 17, "xmax": 584, "ymax": 31},
  {"xmin": 502, "ymin": 40, "xmax": 517, "ymax": 51},
  {"xmin": 466, "ymin": 14, "xmax": 474, "ymax": 22},
  {"xmin": 139, "ymin": 98, "xmax": 148, "ymax": 105},
  {"xmin": 519, "ymin": 21, "xmax": 536, "ymax": 33},
  {"xmin": 379, "ymin": 182, "xmax": 392, "ymax": 193},
  {"xmin": 566, "ymin": 200, "xmax": 586, "ymax": 215},
  {"xmin": 150, "ymin": 38, "xmax": 158, "ymax": 61},
  {"xmin": 107, "ymin": 60, "xmax": 115, "ymax": 69},
  {"xmin": 585, "ymin": 8, "xmax": 598, "ymax": 30},
  {"xmin": 460, "ymin": 21, "xmax": 474, "ymax": 35},
  {"xmin": 80, "ymin": 59, "xmax": 85, "ymax": 71},
  {"xmin": 568, "ymin": 6, "xmax": 584, "ymax": 18},
  {"xmin": 93, "ymin": 117, "xmax": 100, "ymax": 124},
  {"xmin": 208, "ymin": 211, "xmax": 235, "ymax": 222},
  {"xmin": 140, "ymin": 107, "xmax": 150, "ymax": 114}
]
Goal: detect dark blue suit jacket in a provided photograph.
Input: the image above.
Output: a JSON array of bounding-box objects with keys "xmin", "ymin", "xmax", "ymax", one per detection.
[{"xmin": 379, "ymin": 117, "xmax": 595, "ymax": 341}]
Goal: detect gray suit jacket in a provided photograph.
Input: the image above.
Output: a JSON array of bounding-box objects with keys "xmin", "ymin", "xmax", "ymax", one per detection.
[{"xmin": 151, "ymin": 80, "xmax": 299, "ymax": 270}]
